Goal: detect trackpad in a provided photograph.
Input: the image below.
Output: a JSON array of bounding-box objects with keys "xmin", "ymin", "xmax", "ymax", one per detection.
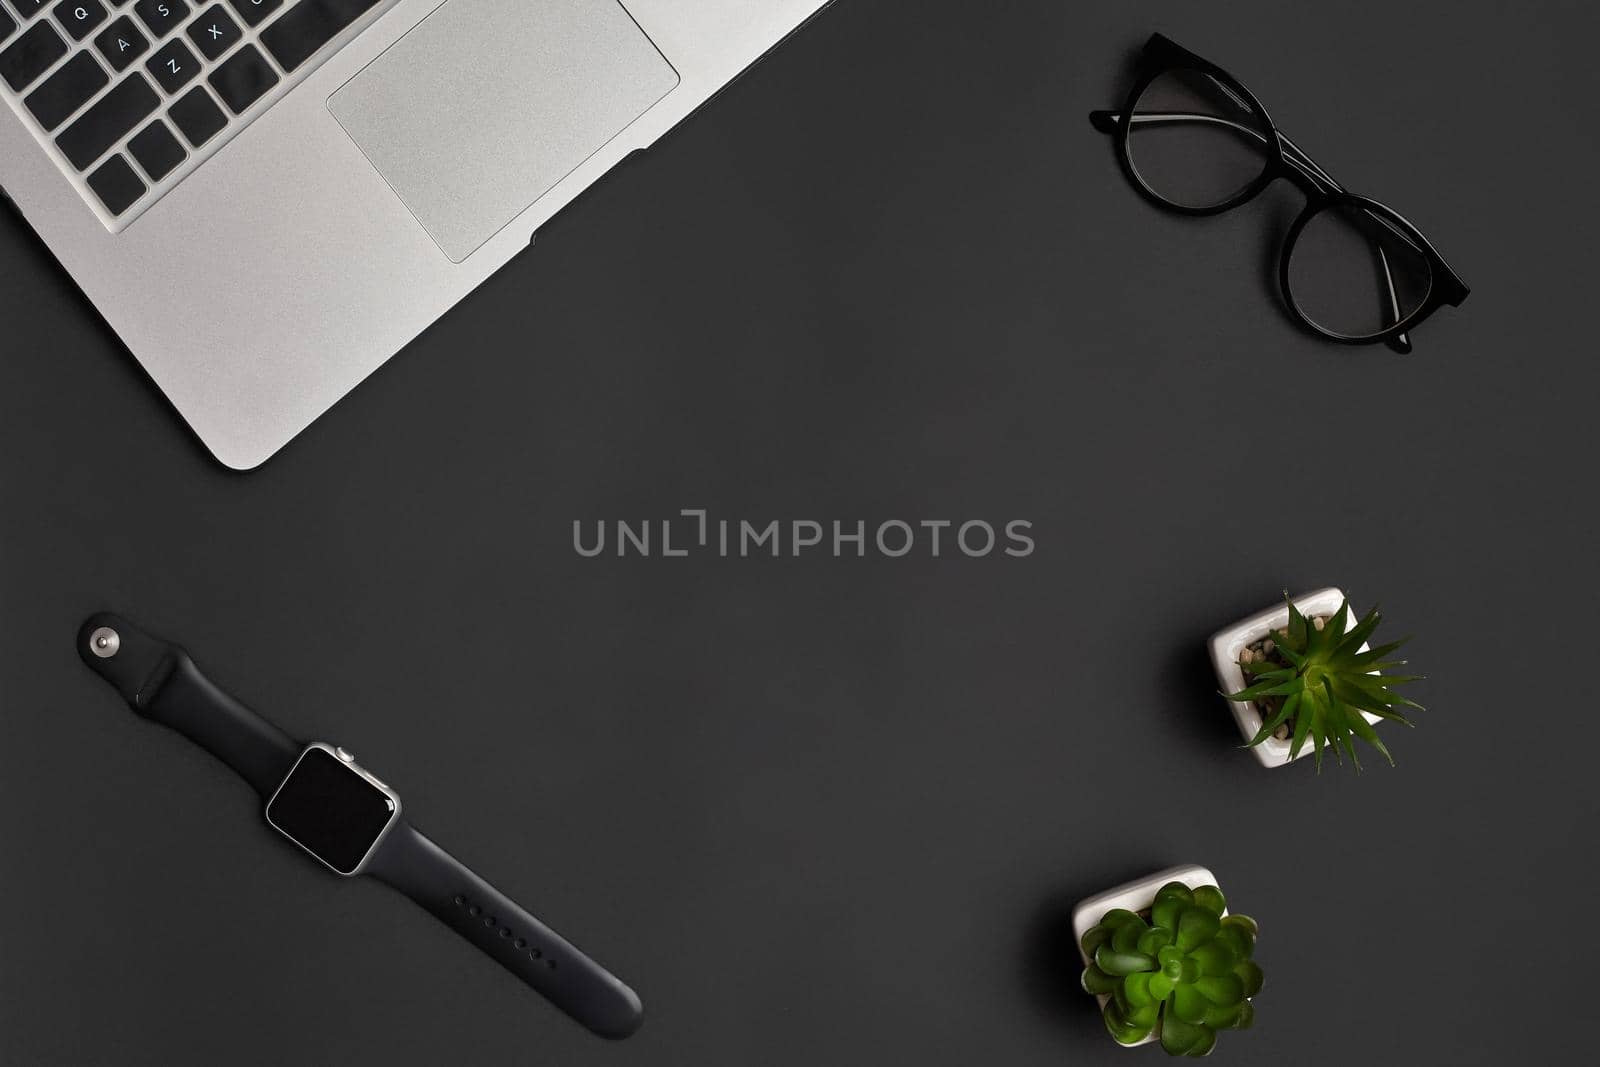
[{"xmin": 330, "ymin": 0, "xmax": 678, "ymax": 262}]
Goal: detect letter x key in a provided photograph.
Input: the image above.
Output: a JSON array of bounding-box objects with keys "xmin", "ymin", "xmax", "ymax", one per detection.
[{"xmin": 186, "ymin": 4, "xmax": 241, "ymax": 61}]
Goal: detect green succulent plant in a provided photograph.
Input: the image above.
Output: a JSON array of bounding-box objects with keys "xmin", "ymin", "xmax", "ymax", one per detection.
[
  {"xmin": 1080, "ymin": 882, "xmax": 1261, "ymax": 1057},
  {"xmin": 1228, "ymin": 595, "xmax": 1422, "ymax": 770}
]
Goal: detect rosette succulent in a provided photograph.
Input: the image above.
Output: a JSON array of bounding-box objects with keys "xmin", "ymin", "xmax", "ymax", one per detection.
[
  {"xmin": 1080, "ymin": 882, "xmax": 1261, "ymax": 1057},
  {"xmin": 1228, "ymin": 595, "xmax": 1422, "ymax": 770}
]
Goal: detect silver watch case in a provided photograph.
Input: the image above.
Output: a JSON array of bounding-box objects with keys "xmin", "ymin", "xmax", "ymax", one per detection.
[{"xmin": 264, "ymin": 742, "xmax": 403, "ymax": 877}]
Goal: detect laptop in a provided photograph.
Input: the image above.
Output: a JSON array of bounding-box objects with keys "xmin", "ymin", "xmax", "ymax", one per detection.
[{"xmin": 0, "ymin": 0, "xmax": 832, "ymax": 468}]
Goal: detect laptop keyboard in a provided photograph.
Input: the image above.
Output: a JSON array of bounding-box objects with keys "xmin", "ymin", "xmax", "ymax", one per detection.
[{"xmin": 0, "ymin": 0, "xmax": 396, "ymax": 228}]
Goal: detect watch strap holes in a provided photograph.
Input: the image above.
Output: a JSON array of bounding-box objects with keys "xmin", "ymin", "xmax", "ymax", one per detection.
[{"xmin": 452, "ymin": 892, "xmax": 552, "ymax": 970}]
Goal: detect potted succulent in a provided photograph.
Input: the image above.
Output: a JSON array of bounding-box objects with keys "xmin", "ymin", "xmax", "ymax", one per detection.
[
  {"xmin": 1208, "ymin": 588, "xmax": 1422, "ymax": 770},
  {"xmin": 1073, "ymin": 866, "xmax": 1261, "ymax": 1057}
]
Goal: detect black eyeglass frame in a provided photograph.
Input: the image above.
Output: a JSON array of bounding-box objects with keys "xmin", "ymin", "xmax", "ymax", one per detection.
[{"xmin": 1091, "ymin": 33, "xmax": 1469, "ymax": 353}]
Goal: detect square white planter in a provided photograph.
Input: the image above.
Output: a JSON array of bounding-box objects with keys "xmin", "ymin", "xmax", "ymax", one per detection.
[
  {"xmin": 1208, "ymin": 586, "xmax": 1382, "ymax": 768},
  {"xmin": 1071, "ymin": 864, "xmax": 1222, "ymax": 1049}
]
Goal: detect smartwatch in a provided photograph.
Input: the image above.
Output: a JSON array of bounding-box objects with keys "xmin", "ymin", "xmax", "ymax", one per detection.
[{"xmin": 77, "ymin": 612, "xmax": 643, "ymax": 1039}]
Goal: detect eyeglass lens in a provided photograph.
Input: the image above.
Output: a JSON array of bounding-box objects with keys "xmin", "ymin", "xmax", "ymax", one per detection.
[
  {"xmin": 1286, "ymin": 204, "xmax": 1433, "ymax": 339},
  {"xmin": 1126, "ymin": 69, "xmax": 1274, "ymax": 209}
]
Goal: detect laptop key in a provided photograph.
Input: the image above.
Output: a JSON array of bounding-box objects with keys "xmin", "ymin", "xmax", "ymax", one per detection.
[
  {"xmin": 132, "ymin": 0, "xmax": 189, "ymax": 40},
  {"xmin": 86, "ymin": 152, "xmax": 145, "ymax": 215},
  {"xmin": 128, "ymin": 118, "xmax": 186, "ymax": 180},
  {"xmin": 94, "ymin": 15, "xmax": 150, "ymax": 73},
  {"xmin": 224, "ymin": 0, "xmax": 282, "ymax": 30},
  {"xmin": 146, "ymin": 36, "xmax": 197, "ymax": 93},
  {"xmin": 186, "ymin": 5, "xmax": 241, "ymax": 61},
  {"xmin": 168, "ymin": 84, "xmax": 225, "ymax": 146},
  {"xmin": 0, "ymin": 20, "xmax": 67, "ymax": 92},
  {"xmin": 24, "ymin": 50, "xmax": 108, "ymax": 131},
  {"xmin": 56, "ymin": 72, "xmax": 158, "ymax": 169},
  {"xmin": 52, "ymin": 0, "xmax": 108, "ymax": 42},
  {"xmin": 260, "ymin": 0, "xmax": 381, "ymax": 73},
  {"xmin": 208, "ymin": 43, "xmax": 276, "ymax": 113},
  {"xmin": 10, "ymin": 0, "xmax": 390, "ymax": 223}
]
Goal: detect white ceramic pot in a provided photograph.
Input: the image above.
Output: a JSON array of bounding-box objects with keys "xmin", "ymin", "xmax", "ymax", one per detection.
[
  {"xmin": 1071, "ymin": 864, "xmax": 1222, "ymax": 1049},
  {"xmin": 1208, "ymin": 586, "xmax": 1382, "ymax": 768}
]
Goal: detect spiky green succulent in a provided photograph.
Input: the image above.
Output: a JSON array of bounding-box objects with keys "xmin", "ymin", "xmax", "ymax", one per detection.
[
  {"xmin": 1080, "ymin": 883, "xmax": 1261, "ymax": 1057},
  {"xmin": 1228, "ymin": 596, "xmax": 1422, "ymax": 770}
]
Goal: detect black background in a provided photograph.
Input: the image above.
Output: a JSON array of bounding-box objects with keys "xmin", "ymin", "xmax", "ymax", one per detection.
[{"xmin": 3, "ymin": 1, "xmax": 1596, "ymax": 1063}]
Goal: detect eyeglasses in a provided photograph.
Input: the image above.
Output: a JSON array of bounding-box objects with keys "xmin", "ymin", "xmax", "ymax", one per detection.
[{"xmin": 1091, "ymin": 34, "xmax": 1469, "ymax": 353}]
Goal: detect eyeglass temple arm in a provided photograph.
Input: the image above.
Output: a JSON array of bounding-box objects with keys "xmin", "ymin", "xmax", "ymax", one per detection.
[
  {"xmin": 1092, "ymin": 111, "xmax": 1341, "ymax": 191},
  {"xmin": 1089, "ymin": 111, "xmax": 1413, "ymax": 353},
  {"xmin": 1374, "ymin": 246, "xmax": 1412, "ymax": 354}
]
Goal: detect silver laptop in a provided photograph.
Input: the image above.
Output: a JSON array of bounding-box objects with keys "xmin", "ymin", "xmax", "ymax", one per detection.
[{"xmin": 0, "ymin": 0, "xmax": 831, "ymax": 467}]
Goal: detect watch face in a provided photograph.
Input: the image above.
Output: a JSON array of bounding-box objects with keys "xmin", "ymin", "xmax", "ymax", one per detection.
[{"xmin": 265, "ymin": 747, "xmax": 397, "ymax": 875}]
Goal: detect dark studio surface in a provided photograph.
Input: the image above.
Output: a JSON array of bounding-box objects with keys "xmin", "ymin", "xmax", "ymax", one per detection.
[{"xmin": 2, "ymin": 0, "xmax": 1595, "ymax": 1063}]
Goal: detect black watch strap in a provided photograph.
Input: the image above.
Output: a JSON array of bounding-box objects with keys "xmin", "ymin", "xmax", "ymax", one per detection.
[
  {"xmin": 77, "ymin": 613, "xmax": 300, "ymax": 798},
  {"xmin": 367, "ymin": 822, "xmax": 644, "ymax": 1038}
]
